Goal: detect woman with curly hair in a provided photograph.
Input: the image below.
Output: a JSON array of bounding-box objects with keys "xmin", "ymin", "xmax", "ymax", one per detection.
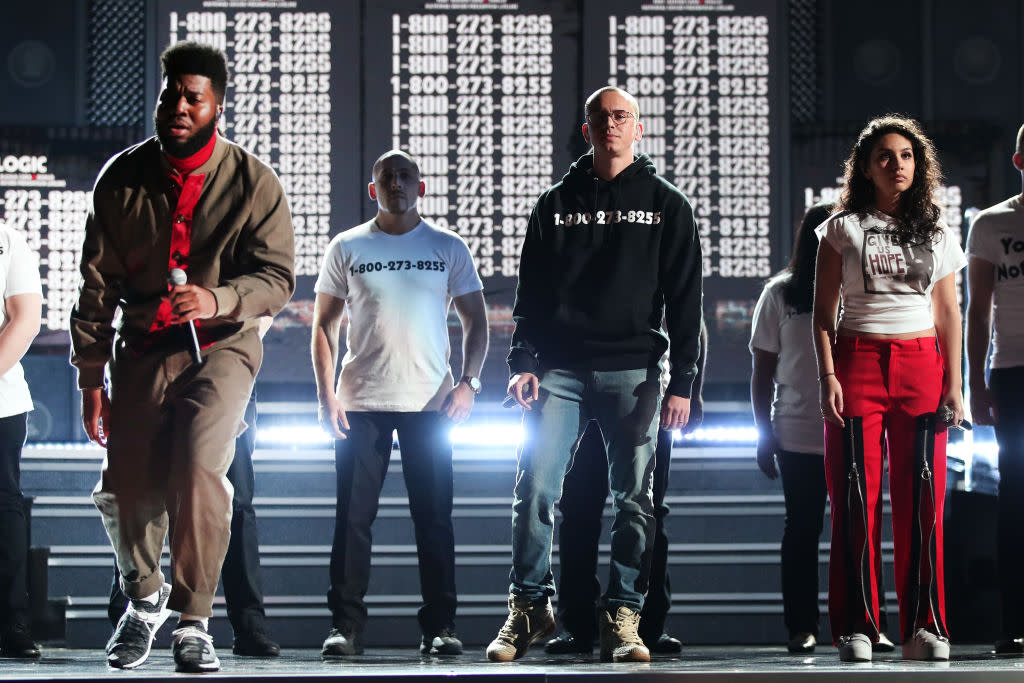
[
  {"xmin": 752, "ymin": 202, "xmax": 896, "ymax": 655},
  {"xmin": 812, "ymin": 115, "xmax": 966, "ymax": 662}
]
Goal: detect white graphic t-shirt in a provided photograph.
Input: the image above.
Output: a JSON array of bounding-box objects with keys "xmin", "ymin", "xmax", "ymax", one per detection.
[
  {"xmin": 815, "ymin": 210, "xmax": 966, "ymax": 334},
  {"xmin": 314, "ymin": 220, "xmax": 483, "ymax": 412},
  {"xmin": 749, "ymin": 275, "xmax": 822, "ymax": 455},
  {"xmin": 0, "ymin": 223, "xmax": 41, "ymax": 418},
  {"xmin": 965, "ymin": 195, "xmax": 1024, "ymax": 368}
]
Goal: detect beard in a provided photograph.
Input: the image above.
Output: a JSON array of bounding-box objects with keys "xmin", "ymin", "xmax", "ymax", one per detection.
[{"xmin": 155, "ymin": 114, "xmax": 218, "ymax": 159}]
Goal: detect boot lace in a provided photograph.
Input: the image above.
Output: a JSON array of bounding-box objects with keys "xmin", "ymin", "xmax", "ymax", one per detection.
[{"xmin": 498, "ymin": 604, "xmax": 531, "ymax": 643}]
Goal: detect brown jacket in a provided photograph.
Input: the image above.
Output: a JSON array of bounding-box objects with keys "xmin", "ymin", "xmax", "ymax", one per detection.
[{"xmin": 70, "ymin": 136, "xmax": 295, "ymax": 388}]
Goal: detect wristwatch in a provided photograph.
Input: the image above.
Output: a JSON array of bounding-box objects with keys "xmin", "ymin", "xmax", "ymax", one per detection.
[{"xmin": 460, "ymin": 375, "xmax": 482, "ymax": 393}]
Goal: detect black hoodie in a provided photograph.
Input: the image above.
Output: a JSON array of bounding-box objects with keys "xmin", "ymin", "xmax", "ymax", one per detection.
[{"xmin": 507, "ymin": 153, "xmax": 703, "ymax": 397}]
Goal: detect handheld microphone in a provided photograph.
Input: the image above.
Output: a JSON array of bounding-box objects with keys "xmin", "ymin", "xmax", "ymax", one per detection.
[
  {"xmin": 169, "ymin": 268, "xmax": 205, "ymax": 366},
  {"xmin": 937, "ymin": 405, "xmax": 971, "ymax": 431}
]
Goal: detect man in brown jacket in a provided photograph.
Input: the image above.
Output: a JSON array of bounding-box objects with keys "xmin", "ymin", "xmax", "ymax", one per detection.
[{"xmin": 69, "ymin": 41, "xmax": 294, "ymax": 674}]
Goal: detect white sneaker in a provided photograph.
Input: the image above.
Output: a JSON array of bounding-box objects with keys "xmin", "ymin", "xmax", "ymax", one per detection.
[
  {"xmin": 838, "ymin": 633, "xmax": 872, "ymax": 662},
  {"xmin": 901, "ymin": 628, "xmax": 950, "ymax": 661}
]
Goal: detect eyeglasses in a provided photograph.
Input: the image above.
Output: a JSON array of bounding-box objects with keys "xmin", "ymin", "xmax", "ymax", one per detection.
[{"xmin": 586, "ymin": 109, "xmax": 636, "ymax": 127}]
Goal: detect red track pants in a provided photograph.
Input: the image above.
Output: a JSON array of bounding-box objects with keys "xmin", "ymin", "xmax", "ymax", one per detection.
[{"xmin": 824, "ymin": 336, "xmax": 948, "ymax": 644}]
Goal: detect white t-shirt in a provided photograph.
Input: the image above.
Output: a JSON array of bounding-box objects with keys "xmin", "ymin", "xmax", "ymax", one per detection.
[
  {"xmin": 749, "ymin": 275, "xmax": 822, "ymax": 455},
  {"xmin": 314, "ymin": 219, "xmax": 483, "ymax": 412},
  {"xmin": 815, "ymin": 210, "xmax": 966, "ymax": 334},
  {"xmin": 965, "ymin": 195, "xmax": 1024, "ymax": 368},
  {"xmin": 0, "ymin": 224, "xmax": 41, "ymax": 417}
]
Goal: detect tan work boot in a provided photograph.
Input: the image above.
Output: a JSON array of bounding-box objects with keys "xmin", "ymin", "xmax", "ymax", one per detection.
[
  {"xmin": 485, "ymin": 595, "xmax": 555, "ymax": 662},
  {"xmin": 599, "ymin": 606, "xmax": 651, "ymax": 662}
]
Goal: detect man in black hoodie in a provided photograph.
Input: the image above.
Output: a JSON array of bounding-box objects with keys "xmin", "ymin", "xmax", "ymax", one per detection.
[{"xmin": 486, "ymin": 86, "xmax": 703, "ymax": 663}]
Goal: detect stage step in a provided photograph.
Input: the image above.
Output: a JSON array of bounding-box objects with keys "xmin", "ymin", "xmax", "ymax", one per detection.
[{"xmin": 23, "ymin": 444, "xmax": 902, "ymax": 648}]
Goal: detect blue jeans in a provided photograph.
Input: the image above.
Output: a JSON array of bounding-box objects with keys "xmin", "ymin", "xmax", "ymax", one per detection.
[{"xmin": 510, "ymin": 367, "xmax": 662, "ymax": 612}]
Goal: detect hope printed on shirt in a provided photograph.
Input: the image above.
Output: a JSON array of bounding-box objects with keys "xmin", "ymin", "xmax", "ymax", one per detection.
[
  {"xmin": 995, "ymin": 236, "xmax": 1024, "ymax": 282},
  {"xmin": 861, "ymin": 228, "xmax": 934, "ymax": 296},
  {"xmin": 552, "ymin": 210, "xmax": 663, "ymax": 227}
]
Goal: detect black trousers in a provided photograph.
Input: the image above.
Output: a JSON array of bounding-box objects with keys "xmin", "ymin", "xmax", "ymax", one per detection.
[
  {"xmin": 109, "ymin": 393, "xmax": 268, "ymax": 634},
  {"xmin": 777, "ymin": 450, "xmax": 827, "ymax": 637},
  {"xmin": 556, "ymin": 423, "xmax": 672, "ymax": 641},
  {"xmin": 0, "ymin": 413, "xmax": 29, "ymax": 629},
  {"xmin": 990, "ymin": 365, "xmax": 1024, "ymax": 637},
  {"xmin": 327, "ymin": 411, "xmax": 456, "ymax": 635}
]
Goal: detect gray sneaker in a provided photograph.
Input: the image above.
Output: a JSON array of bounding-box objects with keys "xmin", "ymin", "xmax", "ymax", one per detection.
[
  {"xmin": 105, "ymin": 583, "xmax": 172, "ymax": 669},
  {"xmin": 901, "ymin": 628, "xmax": 949, "ymax": 661},
  {"xmin": 172, "ymin": 620, "xmax": 220, "ymax": 673},
  {"xmin": 599, "ymin": 606, "xmax": 650, "ymax": 662},
  {"xmin": 838, "ymin": 633, "xmax": 873, "ymax": 662},
  {"xmin": 485, "ymin": 595, "xmax": 555, "ymax": 662}
]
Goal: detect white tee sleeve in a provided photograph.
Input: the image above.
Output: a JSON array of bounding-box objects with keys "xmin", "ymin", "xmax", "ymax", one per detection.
[
  {"xmin": 314, "ymin": 235, "xmax": 349, "ymax": 300},
  {"xmin": 5, "ymin": 229, "xmax": 42, "ymax": 298},
  {"xmin": 932, "ymin": 222, "xmax": 968, "ymax": 284},
  {"xmin": 965, "ymin": 215, "xmax": 996, "ymax": 263},
  {"xmin": 447, "ymin": 234, "xmax": 484, "ymax": 298},
  {"xmin": 749, "ymin": 281, "xmax": 781, "ymax": 354},
  {"xmin": 813, "ymin": 216, "xmax": 846, "ymax": 252}
]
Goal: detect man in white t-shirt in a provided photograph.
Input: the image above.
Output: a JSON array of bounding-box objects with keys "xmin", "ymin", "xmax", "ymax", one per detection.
[
  {"xmin": 311, "ymin": 150, "xmax": 488, "ymax": 658},
  {"xmin": 0, "ymin": 223, "xmax": 42, "ymax": 659},
  {"xmin": 966, "ymin": 123, "xmax": 1024, "ymax": 655}
]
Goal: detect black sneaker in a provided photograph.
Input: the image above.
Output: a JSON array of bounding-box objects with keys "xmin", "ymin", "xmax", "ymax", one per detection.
[
  {"xmin": 232, "ymin": 629, "xmax": 280, "ymax": 657},
  {"xmin": 172, "ymin": 620, "xmax": 220, "ymax": 673},
  {"xmin": 322, "ymin": 626, "xmax": 363, "ymax": 657},
  {"xmin": 787, "ymin": 632, "xmax": 816, "ymax": 654},
  {"xmin": 544, "ymin": 631, "xmax": 594, "ymax": 654},
  {"xmin": 1, "ymin": 624, "xmax": 41, "ymax": 659},
  {"xmin": 420, "ymin": 628, "xmax": 463, "ymax": 655},
  {"xmin": 106, "ymin": 583, "xmax": 172, "ymax": 669},
  {"xmin": 874, "ymin": 632, "xmax": 896, "ymax": 653},
  {"xmin": 646, "ymin": 632, "xmax": 684, "ymax": 655},
  {"xmin": 995, "ymin": 637, "xmax": 1024, "ymax": 656}
]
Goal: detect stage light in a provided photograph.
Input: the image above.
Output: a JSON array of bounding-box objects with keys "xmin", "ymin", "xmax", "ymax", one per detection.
[
  {"xmin": 255, "ymin": 425, "xmax": 332, "ymax": 447},
  {"xmin": 448, "ymin": 423, "xmax": 524, "ymax": 447},
  {"xmin": 679, "ymin": 426, "xmax": 759, "ymax": 444},
  {"xmin": 252, "ymin": 422, "xmax": 527, "ymax": 450}
]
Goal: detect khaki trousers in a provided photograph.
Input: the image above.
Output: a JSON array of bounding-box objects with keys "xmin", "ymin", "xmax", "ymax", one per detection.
[{"xmin": 92, "ymin": 327, "xmax": 261, "ymax": 616}]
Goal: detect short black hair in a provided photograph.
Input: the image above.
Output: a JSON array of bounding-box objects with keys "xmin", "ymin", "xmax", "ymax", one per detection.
[{"xmin": 160, "ymin": 41, "xmax": 229, "ymax": 102}]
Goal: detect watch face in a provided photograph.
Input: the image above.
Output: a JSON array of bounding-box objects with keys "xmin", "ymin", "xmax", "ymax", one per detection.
[{"xmin": 464, "ymin": 376, "xmax": 481, "ymax": 392}]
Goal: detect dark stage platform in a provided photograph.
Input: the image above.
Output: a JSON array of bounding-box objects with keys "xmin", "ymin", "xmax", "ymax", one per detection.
[{"xmin": 3, "ymin": 646, "xmax": 1024, "ymax": 681}]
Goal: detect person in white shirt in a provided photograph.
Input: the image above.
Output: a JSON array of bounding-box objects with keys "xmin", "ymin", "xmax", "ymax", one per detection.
[
  {"xmin": 813, "ymin": 115, "xmax": 965, "ymax": 663},
  {"xmin": 311, "ymin": 149, "xmax": 488, "ymax": 658},
  {"xmin": 752, "ymin": 202, "xmax": 896, "ymax": 655},
  {"xmin": 0, "ymin": 223, "xmax": 42, "ymax": 659},
  {"xmin": 965, "ymin": 122, "xmax": 1024, "ymax": 656}
]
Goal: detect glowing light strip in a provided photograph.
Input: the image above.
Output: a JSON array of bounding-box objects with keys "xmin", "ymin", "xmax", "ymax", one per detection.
[{"xmin": 251, "ymin": 424, "xmax": 1003, "ymax": 462}]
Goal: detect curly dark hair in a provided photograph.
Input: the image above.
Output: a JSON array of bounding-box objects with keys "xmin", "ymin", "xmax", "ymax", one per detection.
[
  {"xmin": 838, "ymin": 114, "xmax": 943, "ymax": 246},
  {"xmin": 779, "ymin": 201, "xmax": 834, "ymax": 314},
  {"xmin": 160, "ymin": 41, "xmax": 229, "ymax": 102}
]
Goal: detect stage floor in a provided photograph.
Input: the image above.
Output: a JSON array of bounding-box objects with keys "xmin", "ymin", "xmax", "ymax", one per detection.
[{"xmin": 4, "ymin": 645, "xmax": 1024, "ymax": 681}]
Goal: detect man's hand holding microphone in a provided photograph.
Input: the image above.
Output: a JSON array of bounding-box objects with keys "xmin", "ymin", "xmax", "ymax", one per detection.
[{"xmin": 168, "ymin": 268, "xmax": 217, "ymax": 365}]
